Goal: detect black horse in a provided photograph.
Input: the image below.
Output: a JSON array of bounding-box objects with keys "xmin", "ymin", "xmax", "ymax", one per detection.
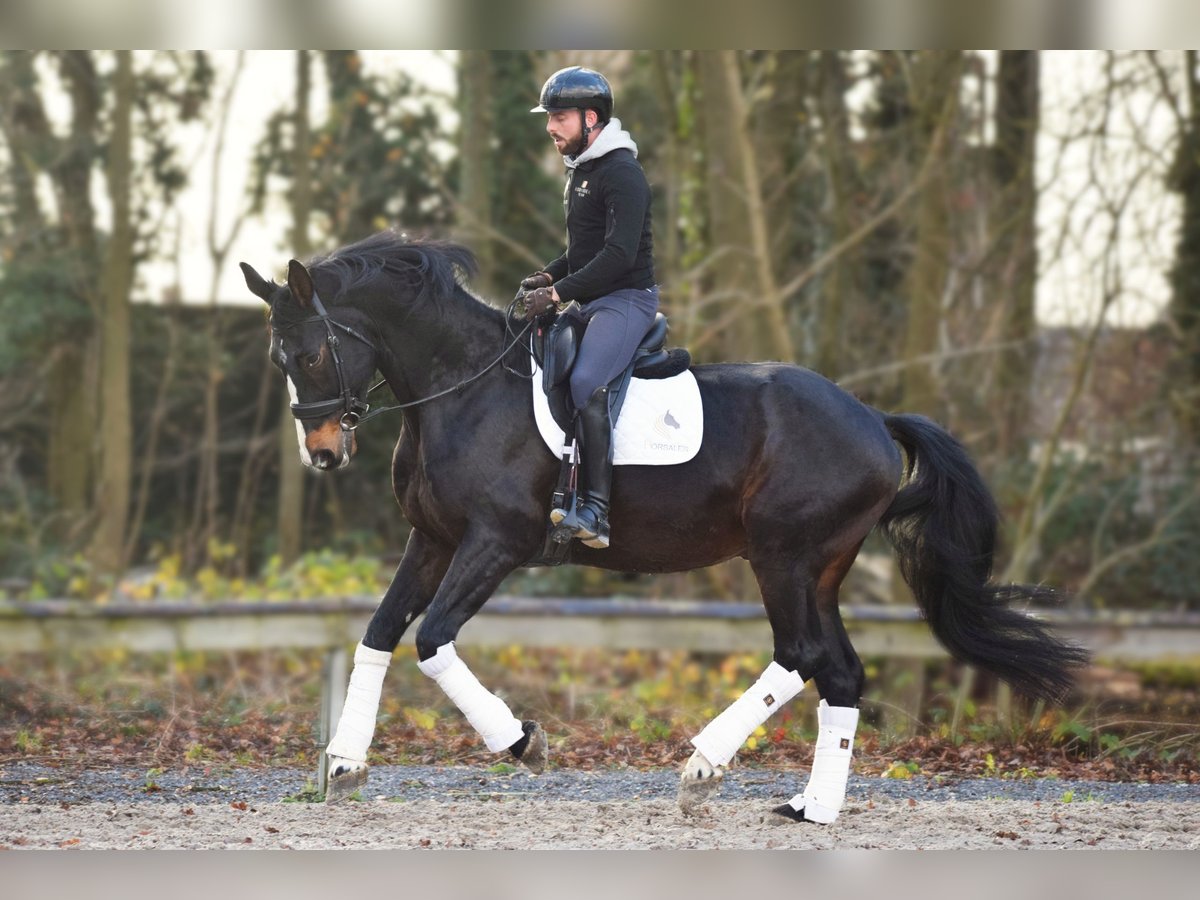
[{"xmin": 240, "ymin": 232, "xmax": 1087, "ymax": 819}]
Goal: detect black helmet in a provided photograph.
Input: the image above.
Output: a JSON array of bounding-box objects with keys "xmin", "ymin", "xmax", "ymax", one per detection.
[{"xmin": 531, "ymin": 66, "xmax": 613, "ymax": 123}]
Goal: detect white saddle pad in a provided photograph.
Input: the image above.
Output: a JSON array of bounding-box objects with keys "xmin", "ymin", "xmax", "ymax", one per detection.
[{"xmin": 531, "ymin": 363, "xmax": 703, "ymax": 466}]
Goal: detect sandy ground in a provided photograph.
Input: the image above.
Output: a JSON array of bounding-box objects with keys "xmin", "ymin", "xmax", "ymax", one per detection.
[{"xmin": 3, "ymin": 796, "xmax": 1199, "ymax": 849}]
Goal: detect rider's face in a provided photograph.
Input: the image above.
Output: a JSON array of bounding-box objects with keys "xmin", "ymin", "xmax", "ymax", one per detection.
[{"xmin": 546, "ymin": 109, "xmax": 595, "ymax": 156}]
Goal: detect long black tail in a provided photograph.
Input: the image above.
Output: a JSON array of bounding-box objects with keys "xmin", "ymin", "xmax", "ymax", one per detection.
[{"xmin": 878, "ymin": 413, "xmax": 1089, "ymax": 703}]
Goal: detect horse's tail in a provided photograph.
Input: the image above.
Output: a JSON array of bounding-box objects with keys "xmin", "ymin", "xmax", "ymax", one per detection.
[{"xmin": 878, "ymin": 413, "xmax": 1089, "ymax": 702}]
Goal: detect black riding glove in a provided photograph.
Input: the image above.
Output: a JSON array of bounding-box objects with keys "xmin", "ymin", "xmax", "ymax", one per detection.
[
  {"xmin": 520, "ymin": 271, "xmax": 553, "ymax": 291},
  {"xmin": 522, "ymin": 286, "xmax": 557, "ymax": 320}
]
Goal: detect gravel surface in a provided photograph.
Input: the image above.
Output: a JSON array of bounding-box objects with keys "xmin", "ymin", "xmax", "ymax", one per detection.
[
  {"xmin": 4, "ymin": 762, "xmax": 1200, "ymax": 849},
  {"xmin": 3, "ymin": 760, "xmax": 1199, "ymax": 806}
]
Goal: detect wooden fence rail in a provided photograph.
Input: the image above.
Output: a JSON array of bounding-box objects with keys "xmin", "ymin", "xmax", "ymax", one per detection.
[{"xmin": 4, "ymin": 597, "xmax": 1200, "ymax": 792}]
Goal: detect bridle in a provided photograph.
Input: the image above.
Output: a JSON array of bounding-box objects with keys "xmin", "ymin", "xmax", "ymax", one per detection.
[
  {"xmin": 277, "ymin": 290, "xmax": 534, "ymax": 433},
  {"xmin": 278, "ymin": 290, "xmax": 377, "ymax": 431}
]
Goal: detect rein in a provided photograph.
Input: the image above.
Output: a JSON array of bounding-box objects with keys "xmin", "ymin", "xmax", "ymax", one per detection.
[{"xmin": 281, "ymin": 292, "xmax": 534, "ymax": 431}]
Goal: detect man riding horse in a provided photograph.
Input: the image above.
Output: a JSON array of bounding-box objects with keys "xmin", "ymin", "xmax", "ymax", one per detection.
[{"xmin": 521, "ymin": 66, "xmax": 659, "ymax": 550}]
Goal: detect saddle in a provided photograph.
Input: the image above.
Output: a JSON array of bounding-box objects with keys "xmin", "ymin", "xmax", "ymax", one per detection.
[
  {"xmin": 528, "ymin": 302, "xmax": 692, "ymax": 567},
  {"xmin": 533, "ymin": 302, "xmax": 691, "ymax": 435}
]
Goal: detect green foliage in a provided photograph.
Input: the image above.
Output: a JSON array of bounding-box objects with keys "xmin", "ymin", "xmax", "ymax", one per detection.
[
  {"xmin": 250, "ymin": 51, "xmax": 450, "ymax": 246},
  {"xmin": 116, "ymin": 548, "xmax": 391, "ymax": 603},
  {"xmin": 490, "ymin": 53, "xmax": 570, "ymax": 288},
  {"xmin": 282, "ymin": 779, "xmax": 324, "ymax": 803},
  {"xmin": 142, "ymin": 767, "xmax": 164, "ymax": 792},
  {"xmin": 0, "ymin": 251, "xmax": 90, "ymax": 373}
]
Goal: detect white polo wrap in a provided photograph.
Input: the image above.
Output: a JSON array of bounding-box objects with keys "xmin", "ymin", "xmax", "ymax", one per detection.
[
  {"xmin": 417, "ymin": 643, "xmax": 525, "ymax": 752},
  {"xmin": 690, "ymin": 661, "xmax": 805, "ymax": 767},
  {"xmin": 325, "ymin": 642, "xmax": 393, "ymax": 762},
  {"xmin": 785, "ymin": 700, "xmax": 860, "ymax": 824}
]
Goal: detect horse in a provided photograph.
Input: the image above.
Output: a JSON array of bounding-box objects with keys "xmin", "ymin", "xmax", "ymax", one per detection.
[{"xmin": 239, "ymin": 231, "xmax": 1088, "ymax": 823}]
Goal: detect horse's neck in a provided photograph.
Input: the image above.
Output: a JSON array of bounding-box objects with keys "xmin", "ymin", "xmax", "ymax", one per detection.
[{"xmin": 370, "ymin": 289, "xmax": 507, "ymax": 405}]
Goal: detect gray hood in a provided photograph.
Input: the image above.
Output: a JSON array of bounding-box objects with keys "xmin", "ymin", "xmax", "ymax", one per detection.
[{"xmin": 564, "ymin": 117, "xmax": 637, "ymax": 169}]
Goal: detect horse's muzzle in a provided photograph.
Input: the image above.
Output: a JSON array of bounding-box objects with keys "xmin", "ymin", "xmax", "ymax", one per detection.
[{"xmin": 305, "ymin": 418, "xmax": 356, "ymax": 470}]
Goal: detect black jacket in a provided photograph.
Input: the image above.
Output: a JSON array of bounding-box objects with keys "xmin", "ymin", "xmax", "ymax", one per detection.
[{"xmin": 543, "ymin": 147, "xmax": 655, "ymax": 302}]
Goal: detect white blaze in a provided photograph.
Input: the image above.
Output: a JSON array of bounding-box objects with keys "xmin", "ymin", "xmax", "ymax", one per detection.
[{"xmin": 286, "ymin": 377, "xmax": 313, "ymax": 467}]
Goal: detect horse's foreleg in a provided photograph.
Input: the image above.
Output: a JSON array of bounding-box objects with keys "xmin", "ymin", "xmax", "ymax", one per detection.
[
  {"xmin": 414, "ymin": 537, "xmax": 547, "ymax": 774},
  {"xmin": 325, "ymin": 530, "xmax": 451, "ymax": 802}
]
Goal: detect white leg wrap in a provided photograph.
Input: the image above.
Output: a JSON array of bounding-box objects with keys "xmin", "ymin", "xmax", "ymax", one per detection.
[
  {"xmin": 417, "ymin": 643, "xmax": 525, "ymax": 753},
  {"xmin": 690, "ymin": 662, "xmax": 805, "ymax": 767},
  {"xmin": 325, "ymin": 643, "xmax": 393, "ymax": 762},
  {"xmin": 786, "ymin": 700, "xmax": 860, "ymax": 824}
]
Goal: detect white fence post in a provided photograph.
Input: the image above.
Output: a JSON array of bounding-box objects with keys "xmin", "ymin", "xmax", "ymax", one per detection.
[{"xmin": 317, "ymin": 645, "xmax": 348, "ymax": 797}]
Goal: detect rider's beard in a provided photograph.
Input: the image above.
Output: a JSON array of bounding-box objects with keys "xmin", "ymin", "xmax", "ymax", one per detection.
[{"xmin": 553, "ymin": 131, "xmax": 584, "ymax": 157}]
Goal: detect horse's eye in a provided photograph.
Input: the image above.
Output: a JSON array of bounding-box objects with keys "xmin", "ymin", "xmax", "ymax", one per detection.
[{"xmin": 301, "ymin": 351, "xmax": 322, "ymax": 369}]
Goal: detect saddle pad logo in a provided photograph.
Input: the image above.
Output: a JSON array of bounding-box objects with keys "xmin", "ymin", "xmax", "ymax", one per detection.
[{"xmin": 653, "ymin": 409, "xmax": 681, "ymax": 438}]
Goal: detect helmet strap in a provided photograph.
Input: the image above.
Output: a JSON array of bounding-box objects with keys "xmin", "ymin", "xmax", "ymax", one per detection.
[{"xmin": 580, "ymin": 109, "xmax": 591, "ymax": 147}]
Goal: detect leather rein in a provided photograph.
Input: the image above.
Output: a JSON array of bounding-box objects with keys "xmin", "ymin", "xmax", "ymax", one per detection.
[{"xmin": 278, "ymin": 291, "xmax": 533, "ymax": 432}]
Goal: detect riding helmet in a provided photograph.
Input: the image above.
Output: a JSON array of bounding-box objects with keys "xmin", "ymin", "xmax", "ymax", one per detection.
[{"xmin": 531, "ymin": 66, "xmax": 613, "ymax": 122}]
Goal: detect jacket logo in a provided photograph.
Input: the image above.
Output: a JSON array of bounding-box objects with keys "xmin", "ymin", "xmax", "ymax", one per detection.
[{"xmin": 574, "ymin": 180, "xmax": 590, "ymax": 197}]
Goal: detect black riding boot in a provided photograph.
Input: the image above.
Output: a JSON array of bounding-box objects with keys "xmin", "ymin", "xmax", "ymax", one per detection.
[
  {"xmin": 549, "ymin": 387, "xmax": 613, "ymax": 548},
  {"xmin": 574, "ymin": 387, "xmax": 613, "ymax": 548}
]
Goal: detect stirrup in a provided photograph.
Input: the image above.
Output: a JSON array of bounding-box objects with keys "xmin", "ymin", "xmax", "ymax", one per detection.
[{"xmin": 575, "ymin": 502, "xmax": 610, "ymax": 549}]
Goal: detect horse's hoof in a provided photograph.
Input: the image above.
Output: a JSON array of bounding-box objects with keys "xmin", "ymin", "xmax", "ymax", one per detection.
[
  {"xmin": 677, "ymin": 748, "xmax": 724, "ymax": 815},
  {"xmin": 325, "ymin": 758, "xmax": 369, "ymax": 804},
  {"xmin": 770, "ymin": 801, "xmax": 837, "ymax": 825},
  {"xmin": 511, "ymin": 720, "xmax": 548, "ymax": 775}
]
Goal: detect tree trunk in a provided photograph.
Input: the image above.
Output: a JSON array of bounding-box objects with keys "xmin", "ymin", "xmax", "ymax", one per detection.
[
  {"xmin": 88, "ymin": 50, "xmax": 134, "ymax": 576},
  {"xmin": 991, "ymin": 51, "xmax": 1040, "ymax": 457},
  {"xmin": 278, "ymin": 49, "xmax": 311, "ymax": 566},
  {"xmin": 0, "ymin": 52, "xmax": 98, "ymax": 529},
  {"xmin": 900, "ymin": 51, "xmax": 964, "ymax": 418},
  {"xmin": 650, "ymin": 51, "xmax": 684, "ymax": 292},
  {"xmin": 887, "ymin": 51, "xmax": 964, "ymax": 732},
  {"xmin": 1170, "ymin": 50, "xmax": 1200, "ymax": 448},
  {"xmin": 187, "ymin": 51, "xmax": 247, "ymax": 568},
  {"xmin": 458, "ymin": 51, "xmax": 495, "ymax": 297},
  {"xmin": 697, "ymin": 51, "xmax": 794, "ymax": 362},
  {"xmin": 816, "ymin": 50, "xmax": 857, "ymax": 378}
]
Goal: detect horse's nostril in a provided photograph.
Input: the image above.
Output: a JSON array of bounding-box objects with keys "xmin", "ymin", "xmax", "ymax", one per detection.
[{"xmin": 312, "ymin": 449, "xmax": 338, "ymax": 469}]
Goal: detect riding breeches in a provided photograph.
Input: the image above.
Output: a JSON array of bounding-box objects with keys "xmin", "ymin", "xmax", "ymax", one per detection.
[{"xmin": 569, "ymin": 286, "xmax": 659, "ymax": 411}]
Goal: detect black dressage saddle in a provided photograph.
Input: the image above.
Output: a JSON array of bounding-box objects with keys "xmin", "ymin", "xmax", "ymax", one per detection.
[
  {"xmin": 526, "ymin": 302, "xmax": 692, "ymax": 566},
  {"xmin": 533, "ymin": 302, "xmax": 691, "ymax": 435}
]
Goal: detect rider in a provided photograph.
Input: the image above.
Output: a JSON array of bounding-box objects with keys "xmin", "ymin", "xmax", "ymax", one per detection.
[{"xmin": 521, "ymin": 65, "xmax": 658, "ymax": 550}]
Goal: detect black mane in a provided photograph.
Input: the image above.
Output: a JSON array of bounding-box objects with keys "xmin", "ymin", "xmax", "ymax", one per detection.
[{"xmin": 309, "ymin": 232, "xmax": 480, "ymax": 305}]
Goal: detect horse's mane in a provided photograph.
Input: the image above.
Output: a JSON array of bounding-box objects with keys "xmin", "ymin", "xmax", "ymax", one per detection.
[{"xmin": 308, "ymin": 231, "xmax": 480, "ymax": 307}]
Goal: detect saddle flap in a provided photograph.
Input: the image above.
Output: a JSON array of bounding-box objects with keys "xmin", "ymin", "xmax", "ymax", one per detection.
[{"xmin": 541, "ymin": 305, "xmax": 585, "ymax": 392}]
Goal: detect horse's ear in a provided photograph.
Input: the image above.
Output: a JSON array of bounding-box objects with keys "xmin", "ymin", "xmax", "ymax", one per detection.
[
  {"xmin": 287, "ymin": 259, "xmax": 314, "ymax": 310},
  {"xmin": 239, "ymin": 262, "xmax": 274, "ymax": 304}
]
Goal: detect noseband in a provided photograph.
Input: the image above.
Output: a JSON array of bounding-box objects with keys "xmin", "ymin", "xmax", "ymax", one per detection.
[{"xmin": 278, "ymin": 291, "xmax": 376, "ymax": 431}]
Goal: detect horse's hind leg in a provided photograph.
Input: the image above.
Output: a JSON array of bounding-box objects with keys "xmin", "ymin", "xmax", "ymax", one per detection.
[
  {"xmin": 325, "ymin": 530, "xmax": 451, "ymax": 802},
  {"xmin": 772, "ymin": 547, "xmax": 865, "ymax": 825},
  {"xmin": 679, "ymin": 556, "xmax": 823, "ymax": 814},
  {"xmin": 413, "ymin": 533, "xmax": 548, "ymax": 775}
]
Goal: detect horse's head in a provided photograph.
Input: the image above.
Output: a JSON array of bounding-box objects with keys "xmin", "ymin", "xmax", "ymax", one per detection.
[{"xmin": 240, "ymin": 258, "xmax": 377, "ymax": 471}]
